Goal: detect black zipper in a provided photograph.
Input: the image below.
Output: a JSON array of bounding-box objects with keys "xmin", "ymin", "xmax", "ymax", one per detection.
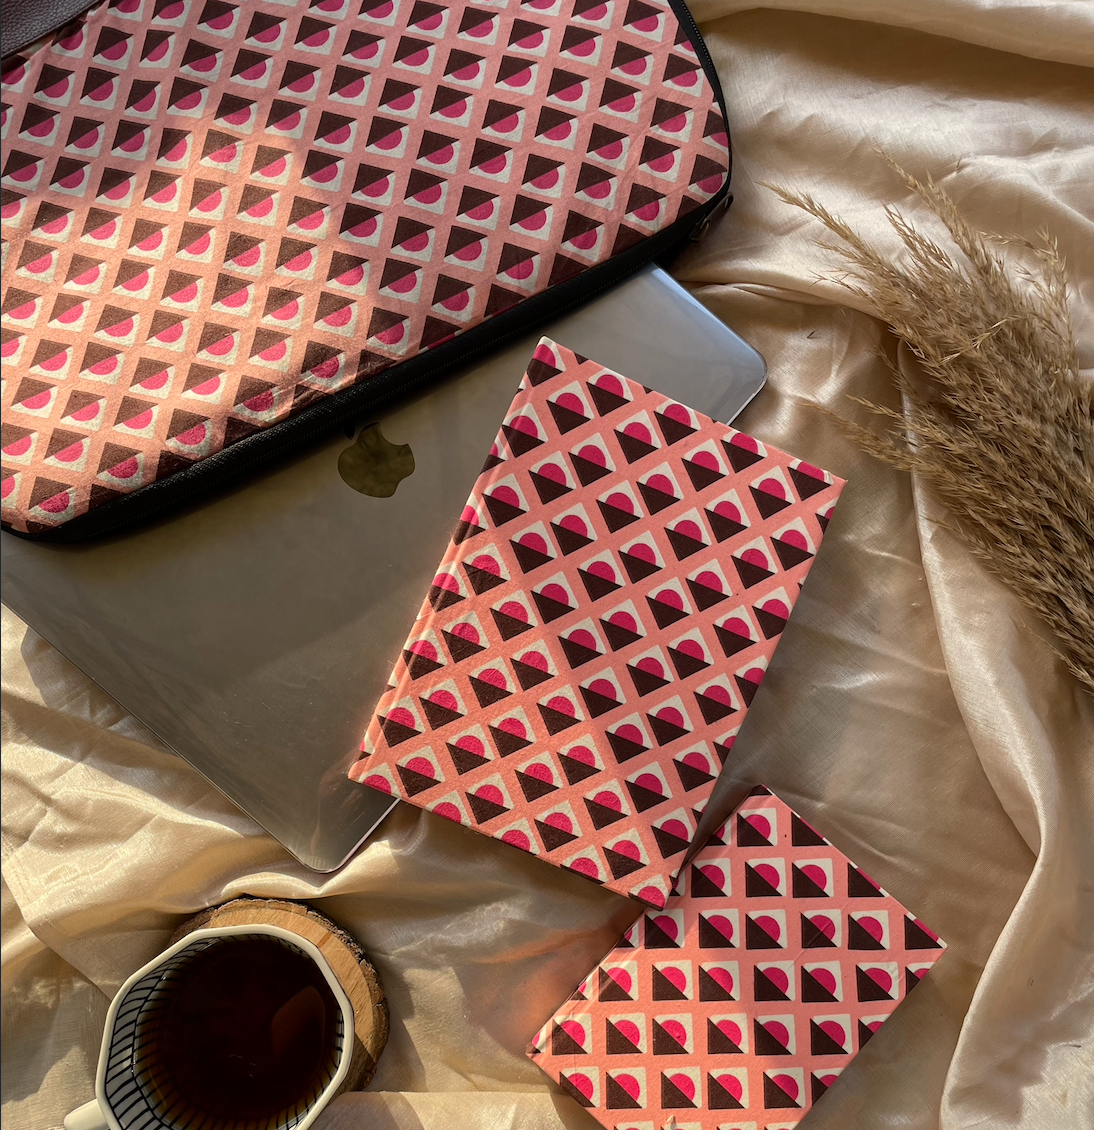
[
  {"xmin": 668, "ymin": 0, "xmax": 732, "ymax": 150},
  {"xmin": 7, "ymin": 1, "xmax": 733, "ymax": 543},
  {"xmin": 668, "ymin": 0, "xmax": 733, "ymax": 239}
]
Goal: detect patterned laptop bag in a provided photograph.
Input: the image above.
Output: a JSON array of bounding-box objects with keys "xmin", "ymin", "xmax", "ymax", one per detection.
[{"xmin": 1, "ymin": 0, "xmax": 731, "ymax": 538}]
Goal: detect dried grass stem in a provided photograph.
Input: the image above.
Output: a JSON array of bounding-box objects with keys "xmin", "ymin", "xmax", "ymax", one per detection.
[{"xmin": 767, "ymin": 170, "xmax": 1094, "ymax": 691}]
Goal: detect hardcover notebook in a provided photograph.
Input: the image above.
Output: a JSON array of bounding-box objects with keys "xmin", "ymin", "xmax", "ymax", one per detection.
[
  {"xmin": 527, "ymin": 787, "xmax": 948, "ymax": 1128},
  {"xmin": 350, "ymin": 339, "xmax": 845, "ymax": 906}
]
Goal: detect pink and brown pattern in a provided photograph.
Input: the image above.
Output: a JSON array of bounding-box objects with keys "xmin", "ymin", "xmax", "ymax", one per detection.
[
  {"xmin": 0, "ymin": 0, "xmax": 728, "ymax": 533},
  {"xmin": 527, "ymin": 786, "xmax": 947, "ymax": 1128},
  {"xmin": 350, "ymin": 340, "xmax": 844, "ymax": 907}
]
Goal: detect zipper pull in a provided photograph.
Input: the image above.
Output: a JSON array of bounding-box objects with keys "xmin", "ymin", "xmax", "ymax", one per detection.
[{"xmin": 690, "ymin": 191, "xmax": 733, "ymax": 241}]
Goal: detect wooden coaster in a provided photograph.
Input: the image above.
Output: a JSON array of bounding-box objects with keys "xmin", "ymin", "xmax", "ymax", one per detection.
[{"xmin": 170, "ymin": 897, "xmax": 389, "ymax": 1093}]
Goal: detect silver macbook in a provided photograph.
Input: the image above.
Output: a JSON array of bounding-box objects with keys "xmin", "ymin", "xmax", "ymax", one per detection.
[{"xmin": 0, "ymin": 267, "xmax": 765, "ymax": 871}]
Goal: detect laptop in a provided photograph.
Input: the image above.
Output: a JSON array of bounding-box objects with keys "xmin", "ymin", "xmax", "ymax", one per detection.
[{"xmin": 0, "ymin": 267, "xmax": 766, "ymax": 871}]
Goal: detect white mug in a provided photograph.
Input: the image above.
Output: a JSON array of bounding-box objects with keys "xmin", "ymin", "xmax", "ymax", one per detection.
[{"xmin": 64, "ymin": 924, "xmax": 355, "ymax": 1130}]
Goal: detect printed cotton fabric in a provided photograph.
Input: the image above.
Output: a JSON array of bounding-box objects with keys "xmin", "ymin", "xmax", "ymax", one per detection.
[
  {"xmin": 528, "ymin": 788, "xmax": 947, "ymax": 1127},
  {"xmin": 351, "ymin": 339, "xmax": 843, "ymax": 908},
  {"xmin": 0, "ymin": 0, "xmax": 726, "ymax": 532},
  {"xmin": 2, "ymin": 2, "xmax": 1092, "ymax": 1130}
]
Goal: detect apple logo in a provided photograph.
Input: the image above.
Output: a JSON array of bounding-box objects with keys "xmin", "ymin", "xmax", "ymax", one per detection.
[{"xmin": 338, "ymin": 423, "xmax": 415, "ymax": 497}]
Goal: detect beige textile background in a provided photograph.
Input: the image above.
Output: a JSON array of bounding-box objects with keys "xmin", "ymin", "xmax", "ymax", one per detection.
[{"xmin": 3, "ymin": 1, "xmax": 1093, "ymax": 1127}]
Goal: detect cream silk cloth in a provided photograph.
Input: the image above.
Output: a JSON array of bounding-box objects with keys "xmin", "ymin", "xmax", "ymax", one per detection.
[{"xmin": 3, "ymin": 1, "xmax": 1092, "ymax": 1127}]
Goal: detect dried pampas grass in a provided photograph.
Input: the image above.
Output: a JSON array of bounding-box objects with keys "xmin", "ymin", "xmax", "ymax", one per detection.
[{"xmin": 769, "ymin": 169, "xmax": 1094, "ymax": 692}]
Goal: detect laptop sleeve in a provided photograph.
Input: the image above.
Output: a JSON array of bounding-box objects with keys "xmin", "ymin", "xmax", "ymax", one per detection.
[{"xmin": 1, "ymin": 0, "xmax": 732, "ymax": 539}]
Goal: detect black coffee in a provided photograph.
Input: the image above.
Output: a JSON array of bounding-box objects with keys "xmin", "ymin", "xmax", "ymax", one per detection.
[{"xmin": 145, "ymin": 936, "xmax": 341, "ymax": 1125}]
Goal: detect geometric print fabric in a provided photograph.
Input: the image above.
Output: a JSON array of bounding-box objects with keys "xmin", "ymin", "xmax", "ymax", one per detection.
[
  {"xmin": 350, "ymin": 339, "xmax": 845, "ymax": 908},
  {"xmin": 527, "ymin": 787, "xmax": 948, "ymax": 1129},
  {"xmin": 0, "ymin": 0, "xmax": 728, "ymax": 532}
]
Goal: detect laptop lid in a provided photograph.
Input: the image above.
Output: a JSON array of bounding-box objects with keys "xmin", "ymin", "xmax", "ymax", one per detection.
[{"xmin": 0, "ymin": 267, "xmax": 765, "ymax": 871}]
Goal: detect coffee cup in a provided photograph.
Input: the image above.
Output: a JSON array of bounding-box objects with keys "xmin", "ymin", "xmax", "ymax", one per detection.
[{"xmin": 64, "ymin": 924, "xmax": 354, "ymax": 1130}]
